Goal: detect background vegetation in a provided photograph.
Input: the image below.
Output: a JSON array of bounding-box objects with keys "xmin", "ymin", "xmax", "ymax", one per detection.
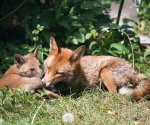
[
  {"xmin": 0, "ymin": 0, "xmax": 150, "ymax": 73},
  {"xmin": 1, "ymin": 0, "xmax": 150, "ymax": 124}
]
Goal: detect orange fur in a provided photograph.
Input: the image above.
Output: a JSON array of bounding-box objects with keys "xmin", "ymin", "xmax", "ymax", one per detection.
[
  {"xmin": 100, "ymin": 67, "xmax": 117, "ymax": 93},
  {"xmin": 42, "ymin": 37, "xmax": 150, "ymax": 101}
]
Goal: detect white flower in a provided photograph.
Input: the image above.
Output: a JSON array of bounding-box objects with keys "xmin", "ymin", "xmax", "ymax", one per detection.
[{"xmin": 62, "ymin": 113, "xmax": 74, "ymax": 123}]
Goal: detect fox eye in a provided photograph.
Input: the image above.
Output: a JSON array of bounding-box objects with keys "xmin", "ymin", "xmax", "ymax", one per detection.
[
  {"xmin": 56, "ymin": 71, "xmax": 64, "ymax": 75},
  {"xmin": 30, "ymin": 68, "xmax": 35, "ymax": 71}
]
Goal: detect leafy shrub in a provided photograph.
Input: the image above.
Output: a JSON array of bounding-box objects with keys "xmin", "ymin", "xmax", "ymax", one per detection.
[
  {"xmin": 0, "ymin": 0, "xmax": 149, "ymax": 74},
  {"xmin": 133, "ymin": 0, "xmax": 150, "ymax": 36}
]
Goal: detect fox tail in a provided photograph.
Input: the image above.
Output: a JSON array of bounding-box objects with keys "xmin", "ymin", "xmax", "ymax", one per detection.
[{"xmin": 119, "ymin": 78, "xmax": 150, "ymax": 101}]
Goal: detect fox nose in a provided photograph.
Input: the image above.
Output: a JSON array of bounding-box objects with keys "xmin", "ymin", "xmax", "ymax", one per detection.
[
  {"xmin": 42, "ymin": 82, "xmax": 46, "ymax": 86},
  {"xmin": 42, "ymin": 73, "xmax": 45, "ymax": 78}
]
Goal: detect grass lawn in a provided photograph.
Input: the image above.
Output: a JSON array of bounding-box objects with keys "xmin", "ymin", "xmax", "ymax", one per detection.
[
  {"xmin": 0, "ymin": 64, "xmax": 150, "ymax": 125},
  {"xmin": 0, "ymin": 88, "xmax": 150, "ymax": 125}
]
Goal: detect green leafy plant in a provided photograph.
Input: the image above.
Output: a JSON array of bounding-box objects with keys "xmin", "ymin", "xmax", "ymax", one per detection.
[
  {"xmin": 133, "ymin": 0, "xmax": 150, "ymax": 36},
  {"xmin": 32, "ymin": 24, "xmax": 44, "ymax": 42},
  {"xmin": 0, "ymin": 0, "xmax": 150, "ymax": 74}
]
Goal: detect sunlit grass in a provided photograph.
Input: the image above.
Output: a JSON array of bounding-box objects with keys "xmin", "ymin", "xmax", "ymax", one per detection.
[
  {"xmin": 0, "ymin": 87, "xmax": 150, "ymax": 125},
  {"xmin": 0, "ymin": 62, "xmax": 150, "ymax": 125}
]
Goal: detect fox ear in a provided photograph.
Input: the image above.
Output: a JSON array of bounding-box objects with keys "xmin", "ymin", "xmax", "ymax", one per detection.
[
  {"xmin": 69, "ymin": 45, "xmax": 85, "ymax": 63},
  {"xmin": 14, "ymin": 54, "xmax": 26, "ymax": 66},
  {"xmin": 31, "ymin": 46, "xmax": 39, "ymax": 58},
  {"xmin": 49, "ymin": 36, "xmax": 60, "ymax": 55}
]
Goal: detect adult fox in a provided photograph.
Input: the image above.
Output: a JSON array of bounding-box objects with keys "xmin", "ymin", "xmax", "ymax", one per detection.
[
  {"xmin": 42, "ymin": 37, "xmax": 150, "ymax": 101},
  {"xmin": 0, "ymin": 46, "xmax": 59, "ymax": 98}
]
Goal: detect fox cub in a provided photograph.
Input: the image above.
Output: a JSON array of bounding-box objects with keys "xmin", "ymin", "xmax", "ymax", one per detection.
[
  {"xmin": 0, "ymin": 46, "xmax": 45, "ymax": 93},
  {"xmin": 42, "ymin": 37, "xmax": 150, "ymax": 101},
  {"xmin": 0, "ymin": 46, "xmax": 60, "ymax": 98}
]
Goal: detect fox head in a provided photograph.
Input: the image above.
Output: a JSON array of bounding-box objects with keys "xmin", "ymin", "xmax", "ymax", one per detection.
[
  {"xmin": 14, "ymin": 46, "xmax": 44, "ymax": 79},
  {"xmin": 42, "ymin": 37, "xmax": 85, "ymax": 87}
]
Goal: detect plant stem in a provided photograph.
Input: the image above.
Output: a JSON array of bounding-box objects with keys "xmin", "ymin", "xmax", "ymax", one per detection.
[
  {"xmin": 31, "ymin": 99, "xmax": 46, "ymax": 125},
  {"xmin": 116, "ymin": 0, "xmax": 125, "ymax": 25},
  {"xmin": 122, "ymin": 31, "xmax": 134, "ymax": 69},
  {"xmin": 0, "ymin": 0, "xmax": 26, "ymax": 22}
]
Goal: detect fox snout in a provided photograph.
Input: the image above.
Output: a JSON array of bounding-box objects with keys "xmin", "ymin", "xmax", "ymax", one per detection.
[
  {"xmin": 39, "ymin": 72, "xmax": 45, "ymax": 79},
  {"xmin": 42, "ymin": 73, "xmax": 45, "ymax": 78},
  {"xmin": 42, "ymin": 81, "xmax": 46, "ymax": 86},
  {"xmin": 36, "ymin": 70, "xmax": 45, "ymax": 79},
  {"xmin": 42, "ymin": 82, "xmax": 58, "ymax": 93},
  {"xmin": 42, "ymin": 78, "xmax": 52, "ymax": 87}
]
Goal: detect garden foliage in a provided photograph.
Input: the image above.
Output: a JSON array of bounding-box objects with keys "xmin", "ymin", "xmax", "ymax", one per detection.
[{"xmin": 0, "ymin": 0, "xmax": 150, "ymax": 74}]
